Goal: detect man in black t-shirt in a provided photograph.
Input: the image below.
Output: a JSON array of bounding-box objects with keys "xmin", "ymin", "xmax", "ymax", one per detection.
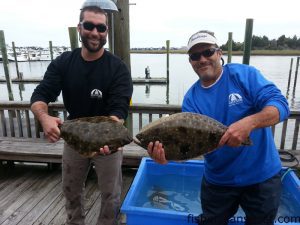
[{"xmin": 31, "ymin": 5, "xmax": 133, "ymax": 225}]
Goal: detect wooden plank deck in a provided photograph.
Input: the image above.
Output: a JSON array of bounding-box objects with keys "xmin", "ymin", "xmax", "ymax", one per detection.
[
  {"xmin": 0, "ymin": 163, "xmax": 136, "ymax": 225},
  {"xmin": 1, "ymin": 155, "xmax": 300, "ymax": 225}
]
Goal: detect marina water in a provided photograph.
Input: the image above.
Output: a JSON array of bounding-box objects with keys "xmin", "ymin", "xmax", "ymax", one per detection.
[{"xmin": 0, "ymin": 54, "xmax": 299, "ymax": 110}]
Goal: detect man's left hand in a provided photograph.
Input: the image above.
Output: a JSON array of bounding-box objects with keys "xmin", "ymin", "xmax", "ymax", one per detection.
[
  {"xmin": 219, "ymin": 117, "xmax": 253, "ymax": 147},
  {"xmin": 88, "ymin": 146, "xmax": 123, "ymax": 157},
  {"xmin": 99, "ymin": 145, "xmax": 123, "ymax": 155}
]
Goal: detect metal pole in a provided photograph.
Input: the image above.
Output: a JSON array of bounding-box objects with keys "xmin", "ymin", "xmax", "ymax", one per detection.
[
  {"xmin": 227, "ymin": 32, "xmax": 233, "ymax": 63},
  {"xmin": 12, "ymin": 41, "xmax": 20, "ymax": 79},
  {"xmin": 242, "ymin": 18, "xmax": 253, "ymax": 65},
  {"xmin": 68, "ymin": 27, "xmax": 79, "ymax": 51},
  {"xmin": 0, "ymin": 30, "xmax": 14, "ymax": 101}
]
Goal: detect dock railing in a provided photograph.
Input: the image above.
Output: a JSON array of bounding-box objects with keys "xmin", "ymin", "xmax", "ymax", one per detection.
[{"xmin": 0, "ymin": 101, "xmax": 299, "ymax": 151}]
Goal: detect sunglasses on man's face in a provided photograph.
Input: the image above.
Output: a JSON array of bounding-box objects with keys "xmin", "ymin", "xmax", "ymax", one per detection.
[
  {"xmin": 189, "ymin": 48, "xmax": 220, "ymax": 61},
  {"xmin": 80, "ymin": 21, "xmax": 107, "ymax": 33}
]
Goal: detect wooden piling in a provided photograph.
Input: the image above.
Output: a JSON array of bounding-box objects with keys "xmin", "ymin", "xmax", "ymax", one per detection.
[
  {"xmin": 242, "ymin": 19, "xmax": 253, "ymax": 65},
  {"xmin": 166, "ymin": 40, "xmax": 170, "ymax": 84},
  {"xmin": 49, "ymin": 41, "xmax": 53, "ymax": 60},
  {"xmin": 68, "ymin": 27, "xmax": 79, "ymax": 51},
  {"xmin": 113, "ymin": 0, "xmax": 131, "ymax": 72},
  {"xmin": 12, "ymin": 42, "xmax": 20, "ymax": 79},
  {"xmin": 293, "ymin": 57, "xmax": 300, "ymax": 92},
  {"xmin": 112, "ymin": 0, "xmax": 132, "ymax": 131},
  {"xmin": 27, "ymin": 47, "xmax": 31, "ymax": 62},
  {"xmin": 0, "ymin": 30, "xmax": 14, "ymax": 101},
  {"xmin": 227, "ymin": 32, "xmax": 233, "ymax": 63},
  {"xmin": 108, "ymin": 13, "xmax": 115, "ymax": 54},
  {"xmin": 287, "ymin": 58, "xmax": 294, "ymax": 96}
]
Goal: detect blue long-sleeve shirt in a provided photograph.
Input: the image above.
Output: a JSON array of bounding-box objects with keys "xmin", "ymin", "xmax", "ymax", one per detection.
[{"xmin": 182, "ymin": 63, "xmax": 290, "ymax": 186}]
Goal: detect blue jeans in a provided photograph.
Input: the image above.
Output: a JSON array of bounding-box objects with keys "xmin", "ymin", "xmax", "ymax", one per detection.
[{"xmin": 199, "ymin": 172, "xmax": 282, "ymax": 225}]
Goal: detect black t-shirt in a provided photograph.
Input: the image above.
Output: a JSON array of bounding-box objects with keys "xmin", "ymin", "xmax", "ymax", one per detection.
[{"xmin": 31, "ymin": 48, "xmax": 133, "ymax": 120}]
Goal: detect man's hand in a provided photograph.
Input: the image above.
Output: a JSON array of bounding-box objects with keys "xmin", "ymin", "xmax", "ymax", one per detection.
[
  {"xmin": 219, "ymin": 106, "xmax": 280, "ymax": 147},
  {"xmin": 98, "ymin": 145, "xmax": 123, "ymax": 156},
  {"xmin": 31, "ymin": 101, "xmax": 62, "ymax": 143},
  {"xmin": 109, "ymin": 115, "xmax": 124, "ymax": 124},
  {"xmin": 39, "ymin": 114, "xmax": 62, "ymax": 143},
  {"xmin": 218, "ymin": 117, "xmax": 253, "ymax": 147},
  {"xmin": 147, "ymin": 141, "xmax": 168, "ymax": 164}
]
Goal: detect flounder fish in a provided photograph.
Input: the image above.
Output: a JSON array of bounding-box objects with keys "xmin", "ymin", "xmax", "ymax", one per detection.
[
  {"xmin": 60, "ymin": 116, "xmax": 133, "ymax": 157},
  {"xmin": 135, "ymin": 112, "xmax": 251, "ymax": 160}
]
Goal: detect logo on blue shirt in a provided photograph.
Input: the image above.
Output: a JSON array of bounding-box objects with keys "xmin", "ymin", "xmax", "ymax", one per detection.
[{"xmin": 229, "ymin": 93, "xmax": 243, "ymax": 107}]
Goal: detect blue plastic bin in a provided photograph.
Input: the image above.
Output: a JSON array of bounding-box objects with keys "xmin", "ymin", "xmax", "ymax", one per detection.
[{"xmin": 121, "ymin": 158, "xmax": 300, "ymax": 225}]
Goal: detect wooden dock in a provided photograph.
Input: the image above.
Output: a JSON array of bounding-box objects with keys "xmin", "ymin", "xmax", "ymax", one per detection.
[
  {"xmin": 0, "ymin": 77, "xmax": 168, "ymax": 84},
  {"xmin": 1, "ymin": 159, "xmax": 300, "ymax": 225},
  {"xmin": 0, "ymin": 162, "xmax": 136, "ymax": 225},
  {"xmin": 0, "ymin": 101, "xmax": 299, "ymax": 225}
]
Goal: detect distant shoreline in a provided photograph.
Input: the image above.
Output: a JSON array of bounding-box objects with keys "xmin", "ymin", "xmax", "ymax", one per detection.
[{"xmin": 130, "ymin": 49, "xmax": 300, "ymax": 56}]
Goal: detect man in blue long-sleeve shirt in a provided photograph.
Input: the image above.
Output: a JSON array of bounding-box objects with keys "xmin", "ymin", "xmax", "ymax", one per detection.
[{"xmin": 148, "ymin": 30, "xmax": 290, "ymax": 225}]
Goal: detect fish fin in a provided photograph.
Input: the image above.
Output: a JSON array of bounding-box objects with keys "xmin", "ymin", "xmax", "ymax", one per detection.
[
  {"xmin": 133, "ymin": 136, "xmax": 142, "ymax": 146},
  {"xmin": 242, "ymin": 137, "xmax": 252, "ymax": 146}
]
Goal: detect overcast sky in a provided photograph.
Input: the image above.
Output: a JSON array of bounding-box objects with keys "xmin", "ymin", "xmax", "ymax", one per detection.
[{"xmin": 0, "ymin": 0, "xmax": 299, "ymax": 48}]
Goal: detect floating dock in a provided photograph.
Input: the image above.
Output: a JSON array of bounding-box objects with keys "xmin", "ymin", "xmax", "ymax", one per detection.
[{"xmin": 131, "ymin": 77, "xmax": 167, "ymax": 84}]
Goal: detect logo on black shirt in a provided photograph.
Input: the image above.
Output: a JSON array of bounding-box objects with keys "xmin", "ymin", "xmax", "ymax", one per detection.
[{"xmin": 90, "ymin": 89, "xmax": 102, "ymax": 99}]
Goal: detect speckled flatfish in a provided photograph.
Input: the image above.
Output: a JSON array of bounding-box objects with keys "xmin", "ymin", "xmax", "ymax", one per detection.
[
  {"xmin": 135, "ymin": 112, "xmax": 251, "ymax": 160},
  {"xmin": 60, "ymin": 116, "xmax": 133, "ymax": 157}
]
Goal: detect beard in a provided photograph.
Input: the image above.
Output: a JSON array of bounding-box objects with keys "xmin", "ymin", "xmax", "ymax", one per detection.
[{"xmin": 80, "ymin": 34, "xmax": 107, "ymax": 53}]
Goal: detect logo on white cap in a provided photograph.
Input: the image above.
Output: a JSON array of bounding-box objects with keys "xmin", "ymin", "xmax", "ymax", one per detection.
[{"xmin": 187, "ymin": 31, "xmax": 218, "ymax": 51}]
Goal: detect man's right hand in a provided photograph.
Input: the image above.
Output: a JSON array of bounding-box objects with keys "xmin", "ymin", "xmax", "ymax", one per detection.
[
  {"xmin": 147, "ymin": 141, "xmax": 168, "ymax": 164},
  {"xmin": 39, "ymin": 114, "xmax": 62, "ymax": 143}
]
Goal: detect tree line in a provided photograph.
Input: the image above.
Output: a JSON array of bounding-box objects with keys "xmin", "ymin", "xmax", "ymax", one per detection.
[{"xmin": 221, "ymin": 35, "xmax": 300, "ymax": 51}]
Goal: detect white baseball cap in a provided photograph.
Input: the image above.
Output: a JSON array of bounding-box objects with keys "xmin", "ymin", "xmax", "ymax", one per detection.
[{"xmin": 187, "ymin": 30, "xmax": 218, "ymax": 52}]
